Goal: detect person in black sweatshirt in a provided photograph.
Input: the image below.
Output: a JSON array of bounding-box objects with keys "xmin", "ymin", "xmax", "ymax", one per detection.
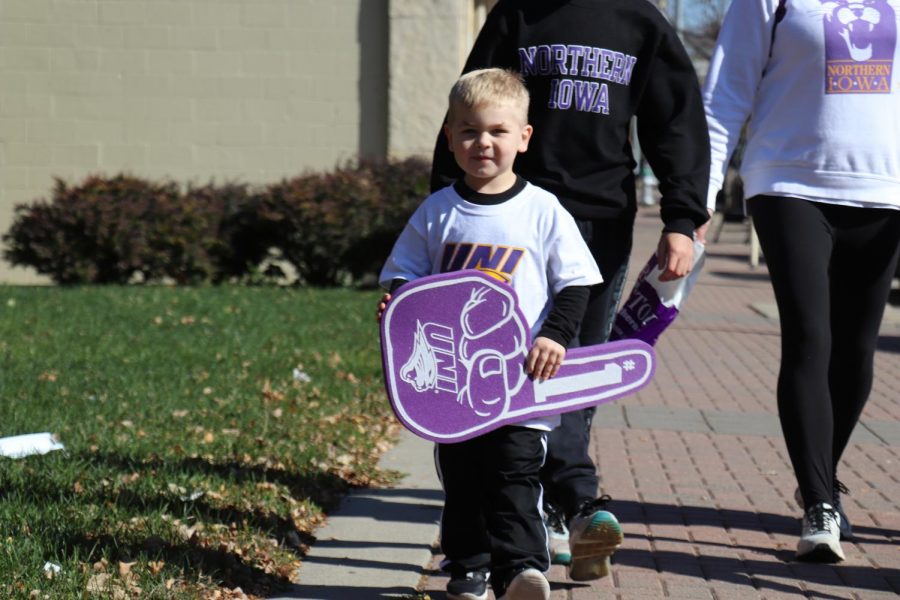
[{"xmin": 431, "ymin": 0, "xmax": 710, "ymax": 581}]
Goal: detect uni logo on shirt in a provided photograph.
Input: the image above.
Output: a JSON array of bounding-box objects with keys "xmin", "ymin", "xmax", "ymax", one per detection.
[{"xmin": 440, "ymin": 243, "xmax": 525, "ymax": 281}]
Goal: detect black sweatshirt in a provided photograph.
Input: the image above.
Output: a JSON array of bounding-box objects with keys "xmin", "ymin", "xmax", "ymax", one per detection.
[{"xmin": 431, "ymin": 0, "xmax": 710, "ymax": 238}]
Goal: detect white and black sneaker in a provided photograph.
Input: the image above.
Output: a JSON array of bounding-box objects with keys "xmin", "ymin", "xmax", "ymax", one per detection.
[
  {"xmin": 447, "ymin": 569, "xmax": 489, "ymax": 600},
  {"xmin": 794, "ymin": 480, "xmax": 853, "ymax": 540},
  {"xmin": 543, "ymin": 503, "xmax": 572, "ymax": 565},
  {"xmin": 797, "ymin": 502, "xmax": 845, "ymax": 563}
]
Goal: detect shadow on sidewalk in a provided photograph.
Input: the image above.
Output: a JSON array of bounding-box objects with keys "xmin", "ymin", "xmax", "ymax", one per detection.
[
  {"xmin": 300, "ymin": 547, "xmax": 428, "ymax": 573},
  {"xmin": 275, "ymin": 583, "xmax": 423, "ymax": 599},
  {"xmin": 876, "ymin": 335, "xmax": 900, "ymax": 353},
  {"xmin": 706, "ymin": 270, "xmax": 772, "ymax": 282},
  {"xmin": 611, "ymin": 499, "xmax": 900, "ymax": 595},
  {"xmin": 615, "ymin": 547, "xmax": 896, "ymax": 599},
  {"xmin": 321, "ymin": 488, "xmax": 443, "ymax": 524}
]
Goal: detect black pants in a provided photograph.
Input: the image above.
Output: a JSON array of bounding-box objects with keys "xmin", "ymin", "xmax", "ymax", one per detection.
[
  {"xmin": 540, "ymin": 213, "xmax": 635, "ymax": 521},
  {"xmin": 749, "ymin": 196, "xmax": 900, "ymax": 508},
  {"xmin": 436, "ymin": 426, "xmax": 549, "ymax": 589}
]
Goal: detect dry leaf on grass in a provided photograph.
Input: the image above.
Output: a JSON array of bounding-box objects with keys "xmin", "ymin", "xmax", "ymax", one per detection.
[{"xmin": 117, "ymin": 561, "xmax": 135, "ymax": 577}]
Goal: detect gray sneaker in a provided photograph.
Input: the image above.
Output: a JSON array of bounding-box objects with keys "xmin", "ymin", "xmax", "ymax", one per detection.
[
  {"xmin": 497, "ymin": 568, "xmax": 550, "ymax": 600},
  {"xmin": 796, "ymin": 502, "xmax": 844, "ymax": 563},
  {"xmin": 567, "ymin": 496, "xmax": 623, "ymax": 581}
]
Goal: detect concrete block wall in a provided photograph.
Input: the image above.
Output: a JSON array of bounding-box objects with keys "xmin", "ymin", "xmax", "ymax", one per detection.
[
  {"xmin": 387, "ymin": 0, "xmax": 497, "ymax": 159},
  {"xmin": 0, "ymin": 0, "xmax": 389, "ymax": 282}
]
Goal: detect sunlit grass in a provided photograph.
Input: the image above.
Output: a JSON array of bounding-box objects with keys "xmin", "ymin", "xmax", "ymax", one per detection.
[{"xmin": 0, "ymin": 285, "xmax": 398, "ymax": 598}]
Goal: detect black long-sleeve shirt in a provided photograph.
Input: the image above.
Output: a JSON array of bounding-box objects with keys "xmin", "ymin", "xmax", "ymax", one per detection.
[{"xmin": 431, "ymin": 0, "xmax": 710, "ymax": 237}]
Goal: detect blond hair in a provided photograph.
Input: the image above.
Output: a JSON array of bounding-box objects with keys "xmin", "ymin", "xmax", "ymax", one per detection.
[{"xmin": 447, "ymin": 68, "xmax": 530, "ymax": 124}]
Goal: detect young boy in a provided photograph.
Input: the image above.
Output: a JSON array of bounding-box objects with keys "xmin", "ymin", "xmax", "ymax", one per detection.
[{"xmin": 377, "ymin": 69, "xmax": 604, "ymax": 600}]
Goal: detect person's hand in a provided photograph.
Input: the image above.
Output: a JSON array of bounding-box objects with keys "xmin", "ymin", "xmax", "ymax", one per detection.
[
  {"xmin": 694, "ymin": 208, "xmax": 715, "ymax": 244},
  {"xmin": 656, "ymin": 232, "xmax": 695, "ymax": 282},
  {"xmin": 525, "ymin": 336, "xmax": 565, "ymax": 381},
  {"xmin": 375, "ymin": 293, "xmax": 391, "ymax": 322}
]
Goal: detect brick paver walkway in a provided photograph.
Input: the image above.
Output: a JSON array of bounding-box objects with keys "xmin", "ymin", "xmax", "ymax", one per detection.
[{"xmin": 419, "ymin": 206, "xmax": 900, "ymax": 599}]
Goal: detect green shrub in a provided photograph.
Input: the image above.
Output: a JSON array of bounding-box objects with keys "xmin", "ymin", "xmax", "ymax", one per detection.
[
  {"xmin": 343, "ymin": 157, "xmax": 430, "ymax": 284},
  {"xmin": 2, "ymin": 158, "xmax": 431, "ymax": 286},
  {"xmin": 259, "ymin": 158, "xmax": 428, "ymax": 286},
  {"xmin": 182, "ymin": 181, "xmax": 268, "ymax": 283},
  {"xmin": 5, "ymin": 176, "xmax": 185, "ymax": 284}
]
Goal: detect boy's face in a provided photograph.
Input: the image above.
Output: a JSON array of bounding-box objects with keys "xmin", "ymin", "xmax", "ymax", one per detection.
[{"xmin": 444, "ymin": 102, "xmax": 532, "ymax": 192}]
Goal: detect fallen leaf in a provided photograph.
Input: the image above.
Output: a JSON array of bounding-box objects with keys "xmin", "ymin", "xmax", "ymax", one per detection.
[
  {"xmin": 177, "ymin": 523, "xmax": 198, "ymax": 541},
  {"xmin": 149, "ymin": 561, "xmax": 165, "ymax": 575},
  {"xmin": 261, "ymin": 380, "xmax": 285, "ymax": 402},
  {"xmin": 117, "ymin": 561, "xmax": 135, "ymax": 577},
  {"xmin": 86, "ymin": 572, "xmax": 110, "ymax": 592}
]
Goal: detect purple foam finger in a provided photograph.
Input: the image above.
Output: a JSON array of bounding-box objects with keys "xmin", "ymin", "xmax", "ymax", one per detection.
[{"xmin": 381, "ymin": 271, "xmax": 655, "ymax": 443}]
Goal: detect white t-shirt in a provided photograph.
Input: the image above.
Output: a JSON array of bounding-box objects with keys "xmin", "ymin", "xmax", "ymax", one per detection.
[{"xmin": 380, "ymin": 179, "xmax": 603, "ymax": 432}]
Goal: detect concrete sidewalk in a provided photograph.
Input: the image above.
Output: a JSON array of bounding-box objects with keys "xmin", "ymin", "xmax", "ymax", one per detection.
[{"xmin": 277, "ymin": 206, "xmax": 900, "ymax": 599}]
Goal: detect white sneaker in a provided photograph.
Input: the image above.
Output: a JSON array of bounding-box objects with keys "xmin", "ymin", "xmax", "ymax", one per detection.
[
  {"xmin": 796, "ymin": 502, "xmax": 845, "ymax": 563},
  {"xmin": 498, "ymin": 568, "xmax": 550, "ymax": 600},
  {"xmin": 567, "ymin": 497, "xmax": 623, "ymax": 581},
  {"xmin": 794, "ymin": 481, "xmax": 853, "ymax": 540}
]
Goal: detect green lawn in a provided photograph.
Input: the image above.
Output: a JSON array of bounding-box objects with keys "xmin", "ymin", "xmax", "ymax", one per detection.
[{"xmin": 0, "ymin": 285, "xmax": 398, "ymax": 599}]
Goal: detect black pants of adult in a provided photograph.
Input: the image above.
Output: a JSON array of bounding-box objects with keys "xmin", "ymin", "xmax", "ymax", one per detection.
[
  {"xmin": 436, "ymin": 426, "xmax": 549, "ymax": 590},
  {"xmin": 749, "ymin": 196, "xmax": 900, "ymax": 508},
  {"xmin": 540, "ymin": 212, "xmax": 635, "ymax": 521}
]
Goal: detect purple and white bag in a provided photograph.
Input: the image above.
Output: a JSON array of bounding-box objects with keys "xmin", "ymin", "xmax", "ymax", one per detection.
[{"xmin": 610, "ymin": 240, "xmax": 705, "ymax": 346}]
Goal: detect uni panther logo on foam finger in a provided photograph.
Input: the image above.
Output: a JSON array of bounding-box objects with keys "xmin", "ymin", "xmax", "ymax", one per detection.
[{"xmin": 380, "ymin": 271, "xmax": 656, "ymax": 444}]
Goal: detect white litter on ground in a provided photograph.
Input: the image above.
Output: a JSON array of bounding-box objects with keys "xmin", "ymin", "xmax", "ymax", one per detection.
[
  {"xmin": 43, "ymin": 562, "xmax": 62, "ymax": 575},
  {"xmin": 292, "ymin": 368, "xmax": 312, "ymax": 383},
  {"xmin": 0, "ymin": 432, "xmax": 65, "ymax": 459}
]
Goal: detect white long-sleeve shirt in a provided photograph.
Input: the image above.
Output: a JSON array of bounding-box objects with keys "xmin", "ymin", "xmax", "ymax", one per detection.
[{"xmin": 703, "ymin": 0, "xmax": 900, "ymax": 211}]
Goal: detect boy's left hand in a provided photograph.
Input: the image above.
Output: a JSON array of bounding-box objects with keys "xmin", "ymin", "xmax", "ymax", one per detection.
[
  {"xmin": 375, "ymin": 293, "xmax": 391, "ymax": 322},
  {"xmin": 526, "ymin": 336, "xmax": 565, "ymax": 381}
]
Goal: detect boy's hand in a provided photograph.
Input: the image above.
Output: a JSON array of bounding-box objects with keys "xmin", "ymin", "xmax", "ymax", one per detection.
[
  {"xmin": 375, "ymin": 293, "xmax": 391, "ymax": 322},
  {"xmin": 656, "ymin": 232, "xmax": 694, "ymax": 282},
  {"xmin": 526, "ymin": 336, "xmax": 565, "ymax": 381}
]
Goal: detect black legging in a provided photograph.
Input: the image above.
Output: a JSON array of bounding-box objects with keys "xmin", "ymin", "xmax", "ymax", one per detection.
[{"xmin": 749, "ymin": 196, "xmax": 900, "ymax": 508}]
